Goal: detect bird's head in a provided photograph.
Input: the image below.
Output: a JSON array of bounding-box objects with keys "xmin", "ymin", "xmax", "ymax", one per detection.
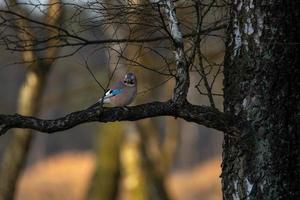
[{"xmin": 123, "ymin": 72, "xmax": 137, "ymax": 87}]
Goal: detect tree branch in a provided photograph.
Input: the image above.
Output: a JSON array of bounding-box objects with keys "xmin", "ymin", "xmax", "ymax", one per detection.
[
  {"xmin": 164, "ymin": 0, "xmax": 190, "ymax": 105},
  {"xmin": 0, "ymin": 101, "xmax": 235, "ymax": 135}
]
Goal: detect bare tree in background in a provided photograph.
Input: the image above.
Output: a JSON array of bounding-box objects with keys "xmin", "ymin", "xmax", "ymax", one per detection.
[
  {"xmin": 0, "ymin": 1, "xmax": 62, "ymax": 200},
  {"xmin": 1, "ymin": 0, "xmax": 299, "ymax": 200}
]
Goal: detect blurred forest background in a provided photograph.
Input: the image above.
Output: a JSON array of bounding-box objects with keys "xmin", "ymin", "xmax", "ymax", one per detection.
[{"xmin": 0, "ymin": 0, "xmax": 226, "ymax": 199}]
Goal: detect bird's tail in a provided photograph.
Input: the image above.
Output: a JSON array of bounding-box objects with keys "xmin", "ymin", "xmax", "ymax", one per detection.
[
  {"xmin": 86, "ymin": 101, "xmax": 100, "ymax": 109},
  {"xmin": 97, "ymin": 97, "xmax": 110, "ymax": 104},
  {"xmin": 86, "ymin": 97, "xmax": 109, "ymax": 110}
]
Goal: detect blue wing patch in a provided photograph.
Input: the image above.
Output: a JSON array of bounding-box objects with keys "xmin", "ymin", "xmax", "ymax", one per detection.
[
  {"xmin": 105, "ymin": 89, "xmax": 123, "ymax": 98},
  {"xmin": 97, "ymin": 89, "xmax": 123, "ymax": 104},
  {"xmin": 110, "ymin": 89, "xmax": 123, "ymax": 96}
]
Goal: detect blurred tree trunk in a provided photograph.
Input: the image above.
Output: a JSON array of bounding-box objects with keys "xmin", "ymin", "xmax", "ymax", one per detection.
[
  {"xmin": 124, "ymin": 45, "xmax": 174, "ymax": 200},
  {"xmin": 0, "ymin": 1, "xmax": 62, "ymax": 200},
  {"xmin": 125, "ymin": 2, "xmax": 177, "ymax": 198},
  {"xmin": 120, "ymin": 123, "xmax": 172, "ymax": 200},
  {"xmin": 120, "ymin": 129, "xmax": 150, "ymax": 200},
  {"xmin": 0, "ymin": 67, "xmax": 48, "ymax": 200},
  {"xmin": 86, "ymin": 124, "xmax": 123, "ymax": 200},
  {"xmin": 222, "ymin": 0, "xmax": 300, "ymax": 199}
]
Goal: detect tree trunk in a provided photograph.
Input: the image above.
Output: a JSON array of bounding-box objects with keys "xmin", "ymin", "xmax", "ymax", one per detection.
[
  {"xmin": 0, "ymin": 2, "xmax": 62, "ymax": 199},
  {"xmin": 86, "ymin": 124, "xmax": 123, "ymax": 200},
  {"xmin": 0, "ymin": 67, "xmax": 48, "ymax": 200},
  {"xmin": 222, "ymin": 0, "xmax": 300, "ymax": 199}
]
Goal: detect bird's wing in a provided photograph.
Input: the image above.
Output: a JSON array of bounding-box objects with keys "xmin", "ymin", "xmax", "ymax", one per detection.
[
  {"xmin": 97, "ymin": 89, "xmax": 123, "ymax": 103},
  {"xmin": 103, "ymin": 88, "xmax": 123, "ymax": 99},
  {"xmin": 97, "ymin": 81, "xmax": 125, "ymax": 103}
]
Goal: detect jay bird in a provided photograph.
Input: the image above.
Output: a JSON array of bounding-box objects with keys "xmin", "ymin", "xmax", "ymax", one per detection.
[{"xmin": 97, "ymin": 72, "xmax": 137, "ymax": 107}]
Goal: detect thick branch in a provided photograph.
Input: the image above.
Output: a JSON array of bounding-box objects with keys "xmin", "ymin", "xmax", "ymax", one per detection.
[
  {"xmin": 0, "ymin": 101, "xmax": 235, "ymax": 135},
  {"xmin": 164, "ymin": 0, "xmax": 190, "ymax": 105}
]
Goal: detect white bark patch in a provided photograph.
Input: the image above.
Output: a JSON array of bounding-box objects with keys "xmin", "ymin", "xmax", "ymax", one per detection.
[
  {"xmin": 244, "ymin": 18, "xmax": 254, "ymax": 35},
  {"xmin": 254, "ymin": 9, "xmax": 265, "ymax": 49},
  {"xmin": 242, "ymin": 93, "xmax": 261, "ymax": 121},
  {"xmin": 234, "ymin": 103, "xmax": 241, "ymax": 116},
  {"xmin": 232, "ymin": 180, "xmax": 240, "ymax": 200},
  {"xmin": 259, "ymin": 180, "xmax": 266, "ymax": 193},
  {"xmin": 250, "ymin": 0, "xmax": 254, "ymax": 8},
  {"xmin": 175, "ymin": 50, "xmax": 184, "ymax": 62},
  {"xmin": 233, "ymin": 18, "xmax": 242, "ymax": 56},
  {"xmin": 166, "ymin": 1, "xmax": 183, "ymax": 44},
  {"xmin": 165, "ymin": 0, "xmax": 184, "ymax": 64},
  {"xmin": 242, "ymin": 96, "xmax": 249, "ymax": 109},
  {"xmin": 243, "ymin": 39, "xmax": 249, "ymax": 52},
  {"xmin": 245, "ymin": 178, "xmax": 253, "ymax": 199},
  {"xmin": 233, "ymin": 193, "xmax": 240, "ymax": 200},
  {"xmin": 237, "ymin": 1, "xmax": 243, "ymax": 11}
]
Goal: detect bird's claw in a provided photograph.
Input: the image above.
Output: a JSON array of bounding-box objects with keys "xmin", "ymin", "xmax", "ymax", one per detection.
[{"xmin": 122, "ymin": 106, "xmax": 129, "ymax": 111}]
